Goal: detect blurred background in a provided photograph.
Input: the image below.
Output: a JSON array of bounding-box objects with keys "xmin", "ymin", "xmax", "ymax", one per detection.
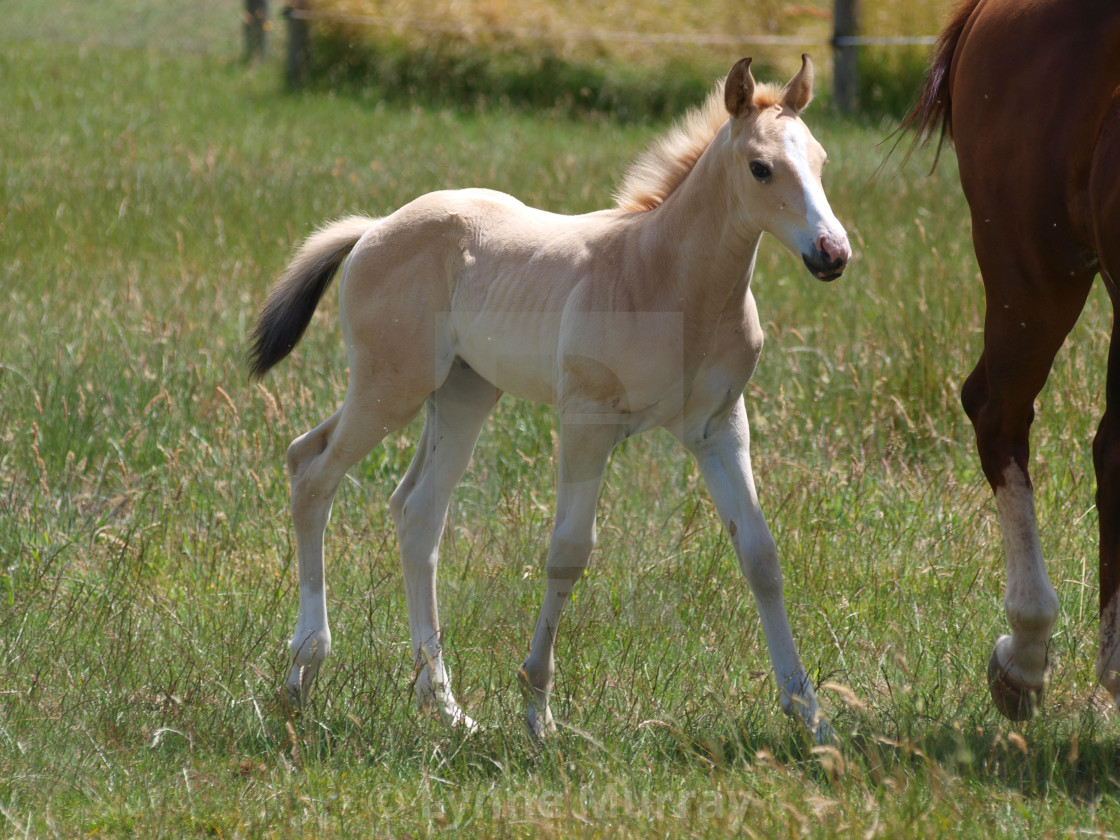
[{"xmin": 6, "ymin": 0, "xmax": 953, "ymax": 121}]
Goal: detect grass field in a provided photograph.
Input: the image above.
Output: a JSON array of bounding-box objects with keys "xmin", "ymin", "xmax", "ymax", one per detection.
[{"xmin": 3, "ymin": 1, "xmax": 1120, "ymax": 837}]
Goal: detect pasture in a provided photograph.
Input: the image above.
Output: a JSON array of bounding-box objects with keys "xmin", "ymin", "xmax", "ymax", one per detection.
[{"xmin": 2, "ymin": 1, "xmax": 1119, "ymax": 836}]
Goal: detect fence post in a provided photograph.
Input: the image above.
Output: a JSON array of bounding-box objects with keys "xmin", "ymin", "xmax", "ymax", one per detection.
[
  {"xmin": 245, "ymin": 0, "xmax": 269, "ymax": 61},
  {"xmin": 832, "ymin": 0, "xmax": 861, "ymax": 113},
  {"xmin": 285, "ymin": 1, "xmax": 311, "ymax": 88}
]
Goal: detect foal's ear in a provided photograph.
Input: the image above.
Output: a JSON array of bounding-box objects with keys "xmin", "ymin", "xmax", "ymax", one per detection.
[
  {"xmin": 780, "ymin": 54, "xmax": 814, "ymax": 113},
  {"xmin": 724, "ymin": 57, "xmax": 756, "ymax": 118}
]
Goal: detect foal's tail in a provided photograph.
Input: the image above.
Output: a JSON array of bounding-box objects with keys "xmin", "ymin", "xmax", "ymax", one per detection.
[
  {"xmin": 897, "ymin": 0, "xmax": 979, "ymax": 167},
  {"xmin": 248, "ymin": 216, "xmax": 376, "ymax": 380}
]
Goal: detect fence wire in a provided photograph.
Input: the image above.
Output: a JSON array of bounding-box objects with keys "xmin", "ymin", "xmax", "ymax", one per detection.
[{"xmin": 287, "ymin": 7, "xmax": 936, "ymax": 49}]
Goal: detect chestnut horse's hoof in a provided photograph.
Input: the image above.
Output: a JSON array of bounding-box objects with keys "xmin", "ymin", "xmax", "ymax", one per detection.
[{"xmin": 987, "ymin": 648, "xmax": 1045, "ymax": 721}]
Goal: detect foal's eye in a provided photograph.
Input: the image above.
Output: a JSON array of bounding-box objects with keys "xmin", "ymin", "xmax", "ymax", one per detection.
[{"xmin": 749, "ymin": 162, "xmax": 772, "ymax": 182}]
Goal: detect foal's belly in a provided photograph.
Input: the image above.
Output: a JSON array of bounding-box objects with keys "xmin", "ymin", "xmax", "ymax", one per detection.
[
  {"xmin": 449, "ymin": 308, "xmax": 562, "ymax": 404},
  {"xmin": 448, "ymin": 304, "xmax": 694, "ymax": 434}
]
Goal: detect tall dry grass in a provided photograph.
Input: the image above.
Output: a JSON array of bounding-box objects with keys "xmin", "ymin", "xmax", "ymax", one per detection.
[{"xmin": 306, "ymin": 0, "xmax": 955, "ymax": 117}]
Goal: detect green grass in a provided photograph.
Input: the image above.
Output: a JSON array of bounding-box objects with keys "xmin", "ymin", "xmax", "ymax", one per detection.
[{"xmin": 3, "ymin": 3, "xmax": 1120, "ymax": 838}]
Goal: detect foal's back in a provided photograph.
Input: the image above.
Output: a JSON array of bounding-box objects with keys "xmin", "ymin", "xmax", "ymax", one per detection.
[{"xmin": 340, "ymin": 185, "xmax": 672, "ymax": 409}]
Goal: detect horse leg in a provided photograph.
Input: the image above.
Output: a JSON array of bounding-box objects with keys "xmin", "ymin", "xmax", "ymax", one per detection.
[
  {"xmin": 677, "ymin": 398, "xmax": 827, "ymax": 741},
  {"xmin": 1095, "ymin": 293, "xmax": 1120, "ymax": 706},
  {"xmin": 388, "ymin": 362, "xmax": 500, "ymax": 729},
  {"xmin": 1090, "ymin": 113, "xmax": 1120, "ymax": 704},
  {"xmin": 518, "ymin": 421, "xmax": 618, "ymax": 738},
  {"xmin": 284, "ymin": 375, "xmax": 428, "ymax": 707},
  {"xmin": 283, "ymin": 410, "xmax": 343, "ymax": 706},
  {"xmin": 963, "ymin": 251, "xmax": 1094, "ymax": 719}
]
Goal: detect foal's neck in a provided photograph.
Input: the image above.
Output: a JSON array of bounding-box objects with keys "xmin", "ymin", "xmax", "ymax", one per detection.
[{"xmin": 641, "ymin": 124, "xmax": 762, "ymax": 315}]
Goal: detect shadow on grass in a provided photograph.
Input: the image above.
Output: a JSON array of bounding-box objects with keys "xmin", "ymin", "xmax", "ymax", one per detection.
[{"xmin": 828, "ymin": 703, "xmax": 1120, "ymax": 805}]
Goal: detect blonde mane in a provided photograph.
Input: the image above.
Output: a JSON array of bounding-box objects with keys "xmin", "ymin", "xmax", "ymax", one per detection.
[{"xmin": 614, "ymin": 78, "xmax": 783, "ymax": 213}]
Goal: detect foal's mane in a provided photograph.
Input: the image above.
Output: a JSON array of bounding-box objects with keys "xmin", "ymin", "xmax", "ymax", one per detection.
[{"xmin": 614, "ymin": 76, "xmax": 783, "ymax": 213}]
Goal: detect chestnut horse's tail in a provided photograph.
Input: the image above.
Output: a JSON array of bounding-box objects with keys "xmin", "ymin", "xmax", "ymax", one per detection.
[
  {"xmin": 899, "ymin": 0, "xmax": 981, "ymax": 166},
  {"xmin": 248, "ymin": 216, "xmax": 377, "ymax": 380}
]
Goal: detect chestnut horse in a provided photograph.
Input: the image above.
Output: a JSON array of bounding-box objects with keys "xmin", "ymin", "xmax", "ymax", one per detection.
[
  {"xmin": 250, "ymin": 57, "xmax": 850, "ymax": 740},
  {"xmin": 906, "ymin": 0, "xmax": 1120, "ymax": 718}
]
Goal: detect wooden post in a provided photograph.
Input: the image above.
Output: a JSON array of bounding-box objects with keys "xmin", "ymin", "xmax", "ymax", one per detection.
[
  {"xmin": 833, "ymin": 0, "xmax": 861, "ymax": 114},
  {"xmin": 285, "ymin": 1, "xmax": 311, "ymax": 88},
  {"xmin": 244, "ymin": 0, "xmax": 269, "ymax": 62}
]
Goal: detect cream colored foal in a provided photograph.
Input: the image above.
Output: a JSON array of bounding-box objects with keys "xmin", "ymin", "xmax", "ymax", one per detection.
[{"xmin": 250, "ymin": 56, "xmax": 851, "ymax": 742}]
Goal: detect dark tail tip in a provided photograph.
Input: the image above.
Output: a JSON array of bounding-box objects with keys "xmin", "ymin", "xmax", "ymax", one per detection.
[
  {"xmin": 247, "ymin": 307, "xmax": 295, "ymax": 382},
  {"xmin": 246, "ymin": 248, "xmax": 350, "ymax": 380}
]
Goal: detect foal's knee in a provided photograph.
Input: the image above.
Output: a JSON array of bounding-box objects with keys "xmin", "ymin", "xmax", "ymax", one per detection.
[
  {"xmin": 390, "ymin": 490, "xmax": 443, "ymax": 568},
  {"xmin": 736, "ymin": 531, "xmax": 782, "ymax": 601},
  {"xmin": 545, "ymin": 529, "xmax": 595, "ymax": 583}
]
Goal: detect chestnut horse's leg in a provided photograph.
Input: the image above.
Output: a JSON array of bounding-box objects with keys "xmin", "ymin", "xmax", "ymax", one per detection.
[
  {"xmin": 1091, "ymin": 110, "xmax": 1120, "ymax": 704},
  {"xmin": 1095, "ymin": 289, "xmax": 1120, "ymax": 705},
  {"xmin": 962, "ymin": 236, "xmax": 1095, "ymax": 719},
  {"xmin": 389, "ymin": 362, "xmax": 500, "ymax": 729}
]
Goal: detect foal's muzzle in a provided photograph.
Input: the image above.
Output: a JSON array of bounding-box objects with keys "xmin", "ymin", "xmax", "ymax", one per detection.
[
  {"xmin": 802, "ymin": 233, "xmax": 850, "ymax": 282},
  {"xmin": 803, "ymin": 250, "xmax": 846, "ymax": 282}
]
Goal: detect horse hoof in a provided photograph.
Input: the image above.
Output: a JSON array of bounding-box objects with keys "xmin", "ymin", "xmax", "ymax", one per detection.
[
  {"xmin": 812, "ymin": 716, "xmax": 838, "ymax": 746},
  {"xmin": 517, "ymin": 666, "xmax": 556, "ymax": 739},
  {"xmin": 442, "ymin": 704, "xmax": 479, "ymax": 733},
  {"xmin": 987, "ymin": 648, "xmax": 1044, "ymax": 721},
  {"xmin": 526, "ymin": 706, "xmax": 557, "ymax": 740},
  {"xmin": 280, "ymin": 681, "xmax": 304, "ymax": 716}
]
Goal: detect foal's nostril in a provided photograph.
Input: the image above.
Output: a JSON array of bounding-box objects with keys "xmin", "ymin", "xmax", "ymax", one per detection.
[
  {"xmin": 817, "ymin": 233, "xmax": 852, "ymax": 266},
  {"xmin": 816, "ymin": 235, "xmax": 840, "ymax": 264}
]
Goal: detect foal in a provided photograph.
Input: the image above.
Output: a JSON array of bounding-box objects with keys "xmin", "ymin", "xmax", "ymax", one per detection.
[{"xmin": 250, "ymin": 57, "xmax": 850, "ymax": 739}]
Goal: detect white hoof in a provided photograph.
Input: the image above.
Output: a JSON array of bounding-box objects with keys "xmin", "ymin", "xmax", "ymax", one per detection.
[
  {"xmin": 526, "ymin": 704, "xmax": 556, "ymax": 740},
  {"xmin": 811, "ymin": 715, "xmax": 837, "ymax": 745},
  {"xmin": 439, "ymin": 701, "xmax": 479, "ymax": 733},
  {"xmin": 414, "ymin": 666, "xmax": 478, "ymax": 732},
  {"xmin": 286, "ymin": 627, "xmax": 331, "ymax": 706},
  {"xmin": 987, "ymin": 635, "xmax": 1047, "ymax": 721},
  {"xmin": 517, "ymin": 666, "xmax": 555, "ymax": 739},
  {"xmin": 779, "ymin": 681, "xmax": 829, "ymax": 743},
  {"xmin": 284, "ymin": 661, "xmax": 319, "ymax": 710}
]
